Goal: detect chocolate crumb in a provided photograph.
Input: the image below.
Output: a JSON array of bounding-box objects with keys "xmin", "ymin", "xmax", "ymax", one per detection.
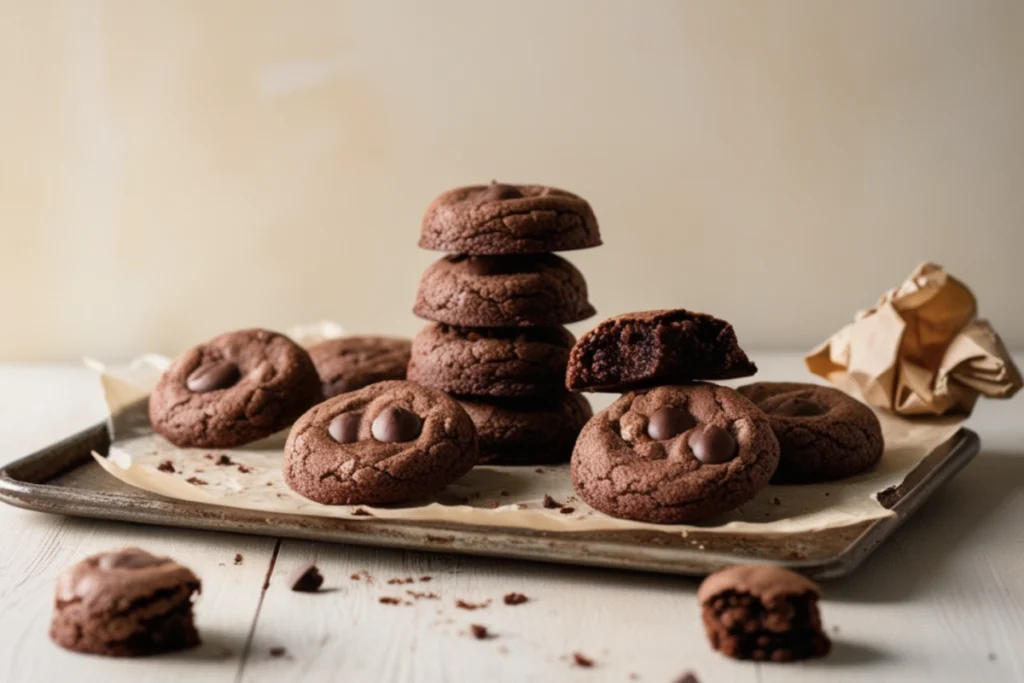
[
  {"xmin": 455, "ymin": 599, "xmax": 490, "ymax": 610},
  {"xmin": 203, "ymin": 454, "xmax": 214, "ymax": 460},
  {"xmin": 420, "ymin": 576, "xmax": 433, "ymax": 582},
  {"xmin": 673, "ymin": 673, "xmax": 699, "ymax": 683},
  {"xmin": 233, "ymin": 553, "xmax": 243, "ymax": 565},
  {"xmin": 186, "ymin": 477, "xmax": 207, "ymax": 486},
  {"xmin": 269, "ymin": 646, "xmax": 286, "ymax": 658},
  {"xmin": 772, "ymin": 497, "xmax": 782, "ymax": 506},
  {"xmin": 379, "ymin": 597, "xmax": 401, "ymax": 605},
  {"xmin": 265, "ymin": 481, "xmax": 273, "ymax": 486},
  {"xmin": 500, "ymin": 490, "xmax": 511, "ymax": 497},
  {"xmin": 535, "ymin": 468, "xmax": 545, "ymax": 474},
  {"xmin": 237, "ymin": 464, "xmax": 253, "ymax": 474},
  {"xmin": 825, "ymin": 492, "xmax": 830, "ymax": 497},
  {"xmin": 572, "ymin": 652, "xmax": 594, "ymax": 668},
  {"xmin": 288, "ymin": 564, "xmax": 324, "ymax": 592},
  {"xmin": 559, "ymin": 506, "xmax": 575, "ymax": 515},
  {"xmin": 351, "ymin": 508, "xmax": 371, "ymax": 516},
  {"xmin": 157, "ymin": 460, "xmax": 175, "ymax": 473},
  {"xmin": 388, "ymin": 577, "xmax": 415, "ymax": 585},
  {"xmin": 470, "ymin": 624, "xmax": 490, "ymax": 640},
  {"xmin": 349, "ymin": 570, "xmax": 373, "ymax": 583},
  {"xmin": 407, "ymin": 590, "xmax": 439, "ymax": 600},
  {"xmin": 503, "ymin": 592, "xmax": 528, "ymax": 606},
  {"xmin": 216, "ymin": 454, "xmax": 234, "ymax": 466},
  {"xmin": 542, "ymin": 495, "xmax": 561, "ymax": 509}
]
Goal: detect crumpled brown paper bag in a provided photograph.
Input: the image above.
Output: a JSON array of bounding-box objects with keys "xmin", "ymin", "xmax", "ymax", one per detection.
[{"xmin": 806, "ymin": 262, "xmax": 1022, "ymax": 416}]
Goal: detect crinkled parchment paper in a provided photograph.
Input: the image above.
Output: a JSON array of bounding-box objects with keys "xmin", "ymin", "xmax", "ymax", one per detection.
[{"xmin": 89, "ymin": 323, "xmax": 962, "ymax": 535}]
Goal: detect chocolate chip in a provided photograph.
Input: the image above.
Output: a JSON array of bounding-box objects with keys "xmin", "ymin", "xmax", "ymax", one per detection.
[
  {"xmin": 773, "ymin": 397, "xmax": 827, "ymax": 417},
  {"xmin": 288, "ymin": 563, "xmax": 324, "ymax": 592},
  {"xmin": 688, "ymin": 425, "xmax": 737, "ymax": 464},
  {"xmin": 478, "ymin": 181, "xmax": 524, "ymax": 202},
  {"xmin": 646, "ymin": 406, "xmax": 697, "ymax": 440},
  {"xmin": 328, "ymin": 412, "xmax": 362, "ymax": 444},
  {"xmin": 371, "ymin": 407, "xmax": 422, "ymax": 443},
  {"xmin": 186, "ymin": 360, "xmax": 240, "ymax": 393}
]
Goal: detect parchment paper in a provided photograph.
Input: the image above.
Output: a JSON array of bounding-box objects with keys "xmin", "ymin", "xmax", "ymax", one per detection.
[{"xmin": 88, "ymin": 326, "xmax": 963, "ymax": 536}]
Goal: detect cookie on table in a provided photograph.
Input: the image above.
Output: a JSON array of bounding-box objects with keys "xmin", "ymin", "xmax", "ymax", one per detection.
[
  {"xmin": 571, "ymin": 383, "xmax": 779, "ymax": 524},
  {"xmin": 408, "ymin": 324, "xmax": 574, "ymax": 398},
  {"xmin": 50, "ymin": 548, "xmax": 201, "ymax": 657},
  {"xmin": 149, "ymin": 329, "xmax": 322, "ymax": 448},
  {"xmin": 414, "ymin": 254, "xmax": 595, "ymax": 327},
  {"xmin": 308, "ymin": 335, "xmax": 411, "ymax": 399},
  {"xmin": 566, "ymin": 310, "xmax": 757, "ymax": 393},
  {"xmin": 737, "ymin": 382, "xmax": 884, "ymax": 484},
  {"xmin": 284, "ymin": 381, "xmax": 478, "ymax": 505},
  {"xmin": 460, "ymin": 393, "xmax": 593, "ymax": 465},
  {"xmin": 419, "ymin": 182, "xmax": 601, "ymax": 255},
  {"xmin": 698, "ymin": 565, "xmax": 831, "ymax": 662}
]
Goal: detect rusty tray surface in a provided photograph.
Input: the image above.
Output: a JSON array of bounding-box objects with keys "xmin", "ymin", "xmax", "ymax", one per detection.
[{"xmin": 0, "ymin": 421, "xmax": 979, "ymax": 579}]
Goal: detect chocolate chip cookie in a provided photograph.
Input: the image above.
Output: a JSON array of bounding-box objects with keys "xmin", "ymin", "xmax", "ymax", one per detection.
[
  {"xmin": 699, "ymin": 565, "xmax": 831, "ymax": 662},
  {"xmin": 460, "ymin": 393, "xmax": 593, "ymax": 465},
  {"xmin": 283, "ymin": 380, "xmax": 478, "ymax": 505},
  {"xmin": 308, "ymin": 336, "xmax": 411, "ymax": 399},
  {"xmin": 414, "ymin": 254, "xmax": 595, "ymax": 327},
  {"xmin": 737, "ymin": 382, "xmax": 884, "ymax": 484},
  {"xmin": 571, "ymin": 383, "xmax": 779, "ymax": 524},
  {"xmin": 408, "ymin": 323, "xmax": 574, "ymax": 398},
  {"xmin": 50, "ymin": 548, "xmax": 201, "ymax": 657},
  {"xmin": 420, "ymin": 182, "xmax": 601, "ymax": 255},
  {"xmin": 149, "ymin": 329, "xmax": 322, "ymax": 448},
  {"xmin": 567, "ymin": 310, "xmax": 757, "ymax": 392}
]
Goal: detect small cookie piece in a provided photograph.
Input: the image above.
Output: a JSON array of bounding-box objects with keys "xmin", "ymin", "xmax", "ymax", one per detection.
[
  {"xmin": 566, "ymin": 310, "xmax": 757, "ymax": 393},
  {"xmin": 308, "ymin": 336, "xmax": 411, "ymax": 399},
  {"xmin": 284, "ymin": 381, "xmax": 478, "ymax": 505},
  {"xmin": 570, "ymin": 383, "xmax": 779, "ymax": 524},
  {"xmin": 414, "ymin": 254, "xmax": 595, "ymax": 327},
  {"xmin": 737, "ymin": 382, "xmax": 884, "ymax": 484},
  {"xmin": 420, "ymin": 182, "xmax": 601, "ymax": 255},
  {"xmin": 149, "ymin": 329, "xmax": 322, "ymax": 448},
  {"xmin": 408, "ymin": 324, "xmax": 574, "ymax": 398},
  {"xmin": 698, "ymin": 565, "xmax": 831, "ymax": 662},
  {"xmin": 460, "ymin": 394, "xmax": 593, "ymax": 465},
  {"xmin": 49, "ymin": 548, "xmax": 201, "ymax": 656}
]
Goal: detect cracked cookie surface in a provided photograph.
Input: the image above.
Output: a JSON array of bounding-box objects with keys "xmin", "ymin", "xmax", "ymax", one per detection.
[
  {"xmin": 737, "ymin": 382, "xmax": 884, "ymax": 484},
  {"xmin": 284, "ymin": 380, "xmax": 478, "ymax": 505},
  {"xmin": 419, "ymin": 182, "xmax": 601, "ymax": 255},
  {"xmin": 570, "ymin": 383, "xmax": 779, "ymax": 524},
  {"xmin": 408, "ymin": 323, "xmax": 574, "ymax": 398},
  {"xmin": 149, "ymin": 329, "xmax": 322, "ymax": 448},
  {"xmin": 459, "ymin": 393, "xmax": 592, "ymax": 465},
  {"xmin": 414, "ymin": 254, "xmax": 595, "ymax": 327},
  {"xmin": 309, "ymin": 336, "xmax": 411, "ymax": 399}
]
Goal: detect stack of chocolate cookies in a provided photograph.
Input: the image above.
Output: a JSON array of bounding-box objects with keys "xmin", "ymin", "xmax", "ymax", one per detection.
[{"xmin": 408, "ymin": 182, "xmax": 602, "ymax": 464}]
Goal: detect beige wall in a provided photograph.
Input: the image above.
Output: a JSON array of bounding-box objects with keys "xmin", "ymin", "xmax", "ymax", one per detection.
[{"xmin": 1, "ymin": 0, "xmax": 1021, "ymax": 361}]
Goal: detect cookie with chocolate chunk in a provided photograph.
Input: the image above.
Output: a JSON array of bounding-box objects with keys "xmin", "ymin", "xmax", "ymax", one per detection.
[
  {"xmin": 408, "ymin": 324, "xmax": 574, "ymax": 398},
  {"xmin": 149, "ymin": 329, "xmax": 322, "ymax": 448},
  {"xmin": 414, "ymin": 254, "xmax": 595, "ymax": 327},
  {"xmin": 571, "ymin": 383, "xmax": 779, "ymax": 524},
  {"xmin": 698, "ymin": 565, "xmax": 831, "ymax": 662},
  {"xmin": 566, "ymin": 310, "xmax": 757, "ymax": 392},
  {"xmin": 737, "ymin": 382, "xmax": 884, "ymax": 484},
  {"xmin": 460, "ymin": 393, "xmax": 593, "ymax": 465},
  {"xmin": 420, "ymin": 182, "xmax": 601, "ymax": 255},
  {"xmin": 284, "ymin": 381, "xmax": 478, "ymax": 505},
  {"xmin": 309, "ymin": 336, "xmax": 411, "ymax": 399},
  {"xmin": 50, "ymin": 548, "xmax": 201, "ymax": 656}
]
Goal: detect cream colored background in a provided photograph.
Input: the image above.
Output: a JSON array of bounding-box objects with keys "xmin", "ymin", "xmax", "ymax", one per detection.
[{"xmin": 1, "ymin": 0, "xmax": 1021, "ymax": 361}]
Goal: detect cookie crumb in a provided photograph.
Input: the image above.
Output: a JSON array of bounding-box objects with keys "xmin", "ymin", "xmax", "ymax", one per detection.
[
  {"xmin": 772, "ymin": 497, "xmax": 781, "ymax": 506},
  {"xmin": 406, "ymin": 590, "xmax": 439, "ymax": 600},
  {"xmin": 420, "ymin": 576, "xmax": 433, "ymax": 582},
  {"xmin": 387, "ymin": 577, "xmax": 415, "ymax": 585},
  {"xmin": 503, "ymin": 593, "xmax": 528, "ymax": 606},
  {"xmin": 455, "ymin": 599, "xmax": 490, "ymax": 610},
  {"xmin": 499, "ymin": 490, "xmax": 511, "ymax": 497},
  {"xmin": 674, "ymin": 673, "xmax": 699, "ymax": 683},
  {"xmin": 559, "ymin": 506, "xmax": 575, "ymax": 515},
  {"xmin": 535, "ymin": 468, "xmax": 545, "ymax": 474},
  {"xmin": 572, "ymin": 652, "xmax": 594, "ymax": 668},
  {"xmin": 269, "ymin": 646, "xmax": 287, "ymax": 658},
  {"xmin": 469, "ymin": 624, "xmax": 490, "ymax": 640},
  {"xmin": 203, "ymin": 454, "xmax": 214, "ymax": 460},
  {"xmin": 216, "ymin": 454, "xmax": 234, "ymax": 466},
  {"xmin": 157, "ymin": 460, "xmax": 175, "ymax": 473},
  {"xmin": 351, "ymin": 508, "xmax": 371, "ymax": 516},
  {"xmin": 233, "ymin": 553, "xmax": 243, "ymax": 565},
  {"xmin": 379, "ymin": 597, "xmax": 401, "ymax": 605},
  {"xmin": 542, "ymin": 495, "xmax": 562, "ymax": 509},
  {"xmin": 237, "ymin": 464, "xmax": 253, "ymax": 473},
  {"xmin": 824, "ymin": 492, "xmax": 830, "ymax": 497},
  {"xmin": 186, "ymin": 477, "xmax": 207, "ymax": 486},
  {"xmin": 289, "ymin": 564, "xmax": 324, "ymax": 592}
]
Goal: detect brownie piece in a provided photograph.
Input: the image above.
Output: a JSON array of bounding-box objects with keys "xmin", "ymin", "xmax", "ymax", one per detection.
[
  {"xmin": 698, "ymin": 565, "xmax": 831, "ymax": 662},
  {"xmin": 49, "ymin": 548, "xmax": 201, "ymax": 656},
  {"xmin": 566, "ymin": 310, "xmax": 757, "ymax": 392},
  {"xmin": 308, "ymin": 336, "xmax": 411, "ymax": 399},
  {"xmin": 460, "ymin": 393, "xmax": 593, "ymax": 465}
]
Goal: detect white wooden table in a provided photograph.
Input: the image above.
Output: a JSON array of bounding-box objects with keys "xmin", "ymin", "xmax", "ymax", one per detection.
[{"xmin": 0, "ymin": 354, "xmax": 1021, "ymax": 683}]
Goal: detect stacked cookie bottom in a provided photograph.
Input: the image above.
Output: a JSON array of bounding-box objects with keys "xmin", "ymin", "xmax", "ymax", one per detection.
[{"xmin": 408, "ymin": 182, "xmax": 602, "ymax": 465}]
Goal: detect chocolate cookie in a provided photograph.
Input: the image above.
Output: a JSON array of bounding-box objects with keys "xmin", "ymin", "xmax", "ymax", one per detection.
[
  {"xmin": 570, "ymin": 383, "xmax": 779, "ymax": 524},
  {"xmin": 737, "ymin": 382, "xmax": 884, "ymax": 484},
  {"xmin": 414, "ymin": 254, "xmax": 595, "ymax": 327},
  {"xmin": 698, "ymin": 565, "xmax": 831, "ymax": 662},
  {"xmin": 308, "ymin": 336, "xmax": 411, "ymax": 399},
  {"xmin": 283, "ymin": 380, "xmax": 478, "ymax": 505},
  {"xmin": 567, "ymin": 310, "xmax": 757, "ymax": 392},
  {"xmin": 460, "ymin": 394, "xmax": 593, "ymax": 465},
  {"xmin": 149, "ymin": 329, "xmax": 322, "ymax": 448},
  {"xmin": 50, "ymin": 548, "xmax": 201, "ymax": 657},
  {"xmin": 408, "ymin": 324, "xmax": 574, "ymax": 398},
  {"xmin": 420, "ymin": 182, "xmax": 601, "ymax": 255}
]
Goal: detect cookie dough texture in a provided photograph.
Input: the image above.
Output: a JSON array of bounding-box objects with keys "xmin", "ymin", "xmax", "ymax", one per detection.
[
  {"xmin": 571, "ymin": 383, "xmax": 779, "ymax": 524},
  {"xmin": 284, "ymin": 381, "xmax": 478, "ymax": 505},
  {"xmin": 308, "ymin": 336, "xmax": 411, "ymax": 399},
  {"xmin": 460, "ymin": 393, "xmax": 593, "ymax": 465}
]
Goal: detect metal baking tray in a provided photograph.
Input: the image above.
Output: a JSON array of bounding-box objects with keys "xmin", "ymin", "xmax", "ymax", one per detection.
[{"xmin": 0, "ymin": 422, "xmax": 979, "ymax": 579}]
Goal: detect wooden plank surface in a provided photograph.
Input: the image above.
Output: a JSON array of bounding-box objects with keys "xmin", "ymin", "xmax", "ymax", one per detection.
[{"xmin": 0, "ymin": 357, "xmax": 1021, "ymax": 682}]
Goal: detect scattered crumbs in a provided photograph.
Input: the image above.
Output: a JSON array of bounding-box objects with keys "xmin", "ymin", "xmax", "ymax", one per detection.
[
  {"xmin": 503, "ymin": 593, "xmax": 528, "ymax": 606},
  {"xmin": 559, "ymin": 507, "xmax": 575, "ymax": 515},
  {"xmin": 989, "ymin": 653, "xmax": 998, "ymax": 661},
  {"xmin": 350, "ymin": 570, "xmax": 373, "ymax": 583},
  {"xmin": 542, "ymin": 495, "xmax": 561, "ymax": 509},
  {"xmin": 534, "ymin": 468, "xmax": 545, "ymax": 474},
  {"xmin": 455, "ymin": 599, "xmax": 491, "ymax": 611},
  {"xmin": 407, "ymin": 590, "xmax": 439, "ymax": 600},
  {"xmin": 488, "ymin": 500, "xmax": 499, "ymax": 509},
  {"xmin": 186, "ymin": 477, "xmax": 207, "ymax": 486},
  {"xmin": 420, "ymin": 576, "xmax": 433, "ymax": 582},
  {"xmin": 269, "ymin": 646, "xmax": 286, "ymax": 658},
  {"xmin": 237, "ymin": 464, "xmax": 253, "ymax": 474},
  {"xmin": 216, "ymin": 454, "xmax": 234, "ymax": 466},
  {"xmin": 470, "ymin": 624, "xmax": 490, "ymax": 640},
  {"xmin": 388, "ymin": 577, "xmax": 415, "ymax": 585},
  {"xmin": 351, "ymin": 508, "xmax": 371, "ymax": 516},
  {"xmin": 233, "ymin": 553, "xmax": 243, "ymax": 565},
  {"xmin": 157, "ymin": 460, "xmax": 175, "ymax": 473},
  {"xmin": 499, "ymin": 490, "xmax": 511, "ymax": 497},
  {"xmin": 772, "ymin": 497, "xmax": 782, "ymax": 506},
  {"xmin": 379, "ymin": 597, "xmax": 402, "ymax": 605},
  {"xmin": 572, "ymin": 652, "xmax": 595, "ymax": 668}
]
